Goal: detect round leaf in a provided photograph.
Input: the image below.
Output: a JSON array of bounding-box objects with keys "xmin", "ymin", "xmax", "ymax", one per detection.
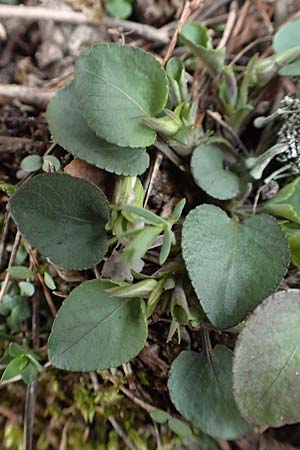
[
  {"xmin": 191, "ymin": 144, "xmax": 240, "ymax": 200},
  {"xmin": 273, "ymin": 20, "xmax": 300, "ymax": 53},
  {"xmin": 182, "ymin": 205, "xmax": 290, "ymax": 328},
  {"xmin": 233, "ymin": 290, "xmax": 300, "ymax": 427},
  {"xmin": 48, "ymin": 279, "xmax": 147, "ymax": 371},
  {"xmin": 105, "ymin": 0, "xmax": 132, "ymax": 19},
  {"xmin": 9, "ymin": 173, "xmax": 110, "ymax": 270},
  {"xmin": 168, "ymin": 346, "xmax": 250, "ymax": 440},
  {"xmin": 18, "ymin": 281, "xmax": 35, "ymax": 297},
  {"xmin": 21, "ymin": 155, "xmax": 42, "ymax": 172},
  {"xmin": 46, "ymin": 83, "xmax": 149, "ymax": 176},
  {"xmin": 74, "ymin": 44, "xmax": 168, "ymax": 148}
]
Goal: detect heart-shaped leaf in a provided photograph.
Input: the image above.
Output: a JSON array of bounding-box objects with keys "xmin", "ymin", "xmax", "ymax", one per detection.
[
  {"xmin": 168, "ymin": 346, "xmax": 250, "ymax": 440},
  {"xmin": 46, "ymin": 82, "xmax": 149, "ymax": 176},
  {"xmin": 191, "ymin": 144, "xmax": 240, "ymax": 200},
  {"xmin": 48, "ymin": 279, "xmax": 147, "ymax": 371},
  {"xmin": 182, "ymin": 204, "xmax": 290, "ymax": 328},
  {"xmin": 9, "ymin": 173, "xmax": 110, "ymax": 270},
  {"xmin": 233, "ymin": 290, "xmax": 300, "ymax": 427},
  {"xmin": 74, "ymin": 44, "xmax": 168, "ymax": 148}
]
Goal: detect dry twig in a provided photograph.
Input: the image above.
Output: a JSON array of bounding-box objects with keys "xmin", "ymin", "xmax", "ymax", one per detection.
[
  {"xmin": 0, "ymin": 231, "xmax": 21, "ymax": 303},
  {"xmin": 163, "ymin": 0, "xmax": 206, "ymax": 66},
  {"xmin": 27, "ymin": 247, "xmax": 56, "ymax": 317},
  {"xmin": 0, "ymin": 212, "xmax": 10, "ymax": 270},
  {"xmin": 108, "ymin": 416, "xmax": 138, "ymax": 450},
  {"xmin": 217, "ymin": 0, "xmax": 238, "ymax": 49},
  {"xmin": 0, "ymin": 5, "xmax": 169, "ymax": 44},
  {"xmin": 0, "ymin": 84, "xmax": 55, "ymax": 108}
]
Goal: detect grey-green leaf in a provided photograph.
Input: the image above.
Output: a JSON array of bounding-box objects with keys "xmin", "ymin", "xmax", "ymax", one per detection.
[
  {"xmin": 46, "ymin": 82, "xmax": 149, "ymax": 176},
  {"xmin": 191, "ymin": 144, "xmax": 240, "ymax": 200},
  {"xmin": 180, "ymin": 22, "xmax": 226, "ymax": 76},
  {"xmin": 168, "ymin": 346, "xmax": 250, "ymax": 440},
  {"xmin": 150, "ymin": 409, "xmax": 192, "ymax": 438},
  {"xmin": 6, "ymin": 266, "xmax": 34, "ymax": 279},
  {"xmin": 273, "ymin": 20, "xmax": 300, "ymax": 53},
  {"xmin": 105, "ymin": 0, "xmax": 132, "ymax": 19},
  {"xmin": 48, "ymin": 279, "xmax": 147, "ymax": 371},
  {"xmin": 182, "ymin": 205, "xmax": 290, "ymax": 328},
  {"xmin": 279, "ymin": 60, "xmax": 300, "ymax": 76},
  {"xmin": 44, "ymin": 272, "xmax": 56, "ymax": 290},
  {"xmin": 21, "ymin": 155, "xmax": 42, "ymax": 172},
  {"xmin": 74, "ymin": 44, "xmax": 168, "ymax": 148},
  {"xmin": 9, "ymin": 173, "xmax": 110, "ymax": 270},
  {"xmin": 233, "ymin": 290, "xmax": 300, "ymax": 427},
  {"xmin": 263, "ymin": 177, "xmax": 300, "ymax": 223},
  {"xmin": 273, "ymin": 20, "xmax": 300, "ymax": 76}
]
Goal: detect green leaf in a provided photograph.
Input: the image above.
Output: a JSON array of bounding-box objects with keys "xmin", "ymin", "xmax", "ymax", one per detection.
[
  {"xmin": 7, "ymin": 266, "xmax": 34, "ymax": 279},
  {"xmin": 44, "ymin": 272, "xmax": 56, "ymax": 290},
  {"xmin": 9, "ymin": 173, "xmax": 110, "ymax": 270},
  {"xmin": 0, "ymin": 294, "xmax": 30, "ymax": 331},
  {"xmin": 46, "ymin": 83, "xmax": 149, "ymax": 176},
  {"xmin": 146, "ymin": 278, "xmax": 165, "ymax": 317},
  {"xmin": 170, "ymin": 198, "xmax": 186, "ymax": 221},
  {"xmin": 120, "ymin": 204, "xmax": 167, "ymax": 226},
  {"xmin": 281, "ymin": 221, "xmax": 300, "ymax": 268},
  {"xmin": 191, "ymin": 144, "xmax": 240, "ymax": 200},
  {"xmin": 0, "ymin": 344, "xmax": 24, "ymax": 366},
  {"xmin": 168, "ymin": 417, "xmax": 193, "ymax": 438},
  {"xmin": 264, "ymin": 177, "xmax": 300, "ymax": 223},
  {"xmin": 181, "ymin": 21, "xmax": 212, "ymax": 49},
  {"xmin": 8, "ymin": 343, "xmax": 27, "ymax": 357},
  {"xmin": 105, "ymin": 0, "xmax": 132, "ymax": 19},
  {"xmin": 166, "ymin": 57, "xmax": 188, "ymax": 104},
  {"xmin": 18, "ymin": 281, "xmax": 35, "ymax": 297},
  {"xmin": 21, "ymin": 155, "xmax": 42, "ymax": 172},
  {"xmin": 273, "ymin": 20, "xmax": 300, "ymax": 53},
  {"xmin": 21, "ymin": 360, "xmax": 39, "ymax": 384},
  {"xmin": 180, "ymin": 22, "xmax": 226, "ymax": 76},
  {"xmin": 1, "ymin": 355, "xmax": 26, "ymax": 381},
  {"xmin": 150, "ymin": 409, "xmax": 169, "ymax": 423},
  {"xmin": 168, "ymin": 346, "xmax": 250, "ymax": 440},
  {"xmin": 106, "ymin": 279, "xmax": 157, "ymax": 298},
  {"xmin": 273, "ymin": 21, "xmax": 300, "ymax": 76},
  {"xmin": 159, "ymin": 227, "xmax": 173, "ymax": 265},
  {"xmin": 74, "ymin": 44, "xmax": 168, "ymax": 148},
  {"xmin": 175, "ymin": 435, "xmax": 219, "ymax": 450},
  {"xmin": 279, "ymin": 60, "xmax": 300, "ymax": 76},
  {"xmin": 48, "ymin": 279, "xmax": 147, "ymax": 371},
  {"xmin": 182, "ymin": 205, "xmax": 290, "ymax": 328},
  {"xmin": 123, "ymin": 226, "xmax": 162, "ymax": 264},
  {"xmin": 7, "ymin": 301, "xmax": 30, "ymax": 332},
  {"xmin": 233, "ymin": 289, "xmax": 300, "ymax": 427},
  {"xmin": 0, "ymin": 181, "xmax": 16, "ymax": 196},
  {"xmin": 150, "ymin": 409, "xmax": 192, "ymax": 438}
]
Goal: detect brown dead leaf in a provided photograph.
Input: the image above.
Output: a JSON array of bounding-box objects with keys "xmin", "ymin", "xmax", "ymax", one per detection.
[{"xmin": 64, "ymin": 158, "xmax": 116, "ymax": 200}]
